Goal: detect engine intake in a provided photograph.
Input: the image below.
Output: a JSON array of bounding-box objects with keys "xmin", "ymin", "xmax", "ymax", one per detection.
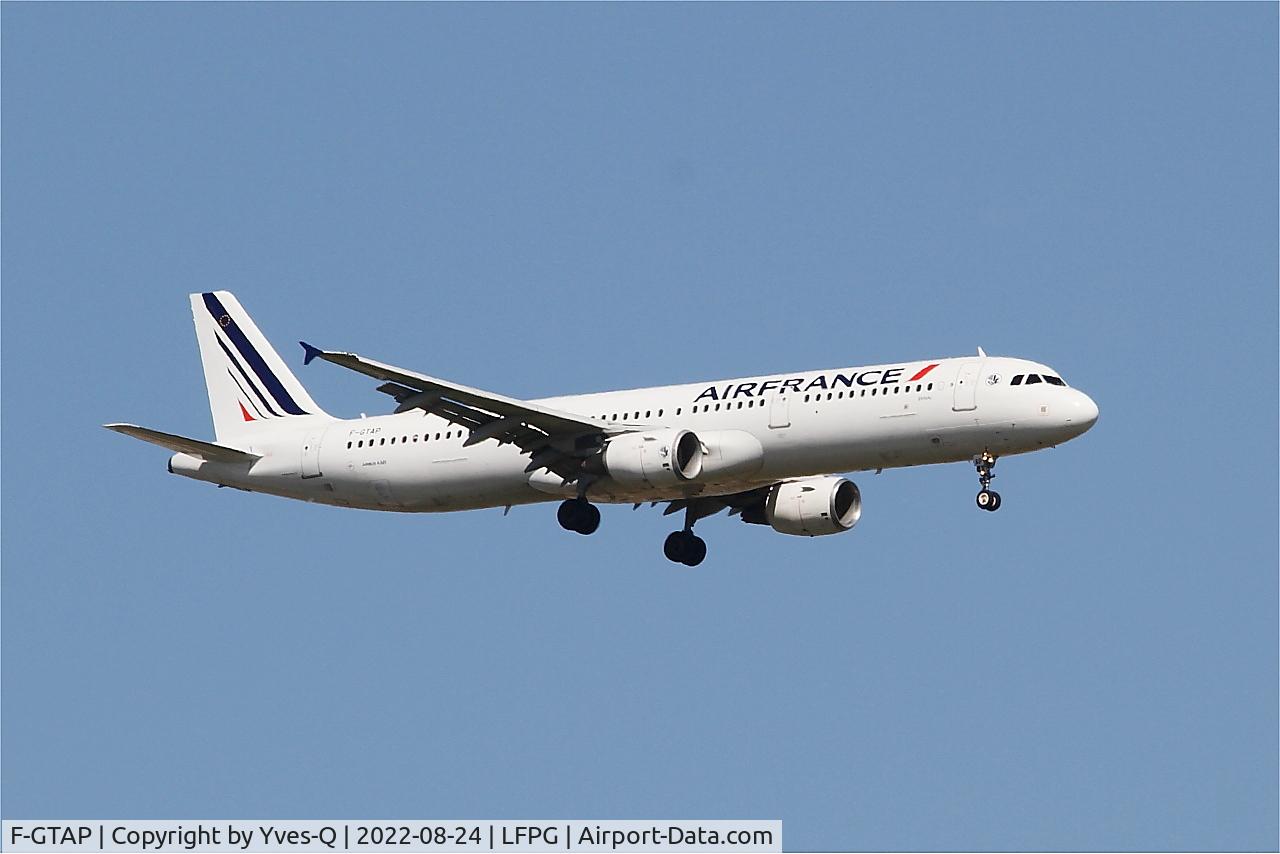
[
  {"xmin": 753, "ymin": 476, "xmax": 862, "ymax": 536},
  {"xmin": 599, "ymin": 429, "xmax": 703, "ymax": 488}
]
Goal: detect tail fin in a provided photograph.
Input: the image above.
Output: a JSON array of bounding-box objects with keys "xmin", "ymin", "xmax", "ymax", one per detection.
[{"xmin": 191, "ymin": 291, "xmax": 330, "ymax": 441}]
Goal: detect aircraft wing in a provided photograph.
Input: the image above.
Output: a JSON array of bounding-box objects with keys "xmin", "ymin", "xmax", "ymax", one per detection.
[{"xmin": 300, "ymin": 343, "xmax": 608, "ymax": 479}]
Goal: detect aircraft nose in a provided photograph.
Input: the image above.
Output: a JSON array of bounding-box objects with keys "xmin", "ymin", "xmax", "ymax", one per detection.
[{"xmin": 1070, "ymin": 390, "xmax": 1099, "ymax": 432}]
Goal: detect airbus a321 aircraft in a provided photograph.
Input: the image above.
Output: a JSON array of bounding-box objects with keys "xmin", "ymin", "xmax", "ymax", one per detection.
[{"xmin": 107, "ymin": 292, "xmax": 1099, "ymax": 565}]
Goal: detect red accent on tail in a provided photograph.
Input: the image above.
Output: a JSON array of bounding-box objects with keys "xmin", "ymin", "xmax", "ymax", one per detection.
[
  {"xmin": 239, "ymin": 402, "xmax": 255, "ymax": 422},
  {"xmin": 908, "ymin": 363, "xmax": 939, "ymax": 382}
]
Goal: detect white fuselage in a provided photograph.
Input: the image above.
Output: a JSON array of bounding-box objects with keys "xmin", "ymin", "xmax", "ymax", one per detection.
[{"xmin": 169, "ymin": 355, "xmax": 1098, "ymax": 512}]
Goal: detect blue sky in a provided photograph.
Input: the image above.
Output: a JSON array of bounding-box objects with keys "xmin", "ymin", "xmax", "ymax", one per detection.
[{"xmin": 3, "ymin": 4, "xmax": 1276, "ymax": 850}]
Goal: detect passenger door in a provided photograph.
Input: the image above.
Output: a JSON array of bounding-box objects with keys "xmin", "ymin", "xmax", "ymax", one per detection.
[
  {"xmin": 300, "ymin": 428, "xmax": 324, "ymax": 478},
  {"xmin": 769, "ymin": 393, "xmax": 791, "ymax": 429},
  {"xmin": 952, "ymin": 361, "xmax": 981, "ymax": 412}
]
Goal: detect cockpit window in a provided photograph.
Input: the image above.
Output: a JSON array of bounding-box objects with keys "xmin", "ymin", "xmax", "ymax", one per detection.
[
  {"xmin": 1011, "ymin": 374, "xmax": 1024, "ymax": 386},
  {"xmin": 1025, "ymin": 374, "xmax": 1042, "ymax": 385},
  {"xmin": 1043, "ymin": 375, "xmax": 1066, "ymax": 386}
]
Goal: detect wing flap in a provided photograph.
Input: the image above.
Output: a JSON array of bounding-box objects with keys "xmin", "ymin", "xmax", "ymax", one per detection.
[{"xmin": 103, "ymin": 423, "xmax": 260, "ymax": 463}]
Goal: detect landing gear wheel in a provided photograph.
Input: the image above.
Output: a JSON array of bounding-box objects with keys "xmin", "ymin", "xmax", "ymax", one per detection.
[
  {"xmin": 663, "ymin": 531, "xmax": 707, "ymax": 566},
  {"xmin": 557, "ymin": 499, "xmax": 600, "ymax": 535},
  {"xmin": 577, "ymin": 502, "xmax": 601, "ymax": 534},
  {"xmin": 664, "ymin": 531, "xmax": 688, "ymax": 562},
  {"xmin": 973, "ymin": 451, "xmax": 1002, "ymax": 512},
  {"xmin": 557, "ymin": 500, "xmax": 577, "ymax": 530},
  {"xmin": 682, "ymin": 535, "xmax": 707, "ymax": 566}
]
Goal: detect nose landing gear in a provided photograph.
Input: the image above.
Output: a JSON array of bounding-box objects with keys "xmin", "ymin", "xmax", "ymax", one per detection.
[
  {"xmin": 974, "ymin": 451, "xmax": 1002, "ymax": 512},
  {"xmin": 557, "ymin": 498, "xmax": 601, "ymax": 535}
]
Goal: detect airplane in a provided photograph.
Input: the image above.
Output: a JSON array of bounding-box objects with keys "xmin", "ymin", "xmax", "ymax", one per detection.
[{"xmin": 106, "ymin": 292, "xmax": 1099, "ymax": 566}]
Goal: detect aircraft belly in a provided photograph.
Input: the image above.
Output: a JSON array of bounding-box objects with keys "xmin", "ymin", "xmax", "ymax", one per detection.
[{"xmin": 383, "ymin": 448, "xmax": 543, "ymax": 511}]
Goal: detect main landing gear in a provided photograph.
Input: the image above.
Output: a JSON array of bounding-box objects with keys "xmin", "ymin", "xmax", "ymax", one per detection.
[
  {"xmin": 557, "ymin": 498, "xmax": 600, "ymax": 535},
  {"xmin": 664, "ymin": 530, "xmax": 707, "ymax": 567},
  {"xmin": 664, "ymin": 503, "xmax": 711, "ymax": 566},
  {"xmin": 974, "ymin": 450, "xmax": 1002, "ymax": 512},
  {"xmin": 556, "ymin": 494, "xmax": 713, "ymax": 566}
]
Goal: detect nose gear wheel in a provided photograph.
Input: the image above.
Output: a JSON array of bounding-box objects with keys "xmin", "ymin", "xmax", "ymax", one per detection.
[{"xmin": 973, "ymin": 451, "xmax": 1002, "ymax": 512}]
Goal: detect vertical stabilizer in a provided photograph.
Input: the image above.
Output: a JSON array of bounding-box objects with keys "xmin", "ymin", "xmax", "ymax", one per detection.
[{"xmin": 191, "ymin": 291, "xmax": 330, "ymax": 441}]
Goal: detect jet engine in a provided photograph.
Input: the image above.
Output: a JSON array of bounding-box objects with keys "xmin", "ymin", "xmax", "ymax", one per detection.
[
  {"xmin": 596, "ymin": 428, "xmax": 704, "ymax": 488},
  {"xmin": 744, "ymin": 476, "xmax": 862, "ymax": 536}
]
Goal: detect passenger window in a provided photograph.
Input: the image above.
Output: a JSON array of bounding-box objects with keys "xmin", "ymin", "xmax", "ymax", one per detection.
[
  {"xmin": 1026, "ymin": 374, "xmax": 1042, "ymax": 385},
  {"xmin": 804, "ymin": 394, "xmax": 810, "ymax": 403},
  {"xmin": 737, "ymin": 401, "xmax": 744, "ymax": 409},
  {"xmin": 658, "ymin": 409, "xmax": 663, "ymax": 417},
  {"xmin": 715, "ymin": 403, "xmax": 721, "ymax": 411},
  {"xmin": 646, "ymin": 410, "xmax": 651, "ymax": 418},
  {"xmin": 893, "ymin": 386, "xmax": 899, "ymax": 394},
  {"xmin": 871, "ymin": 388, "xmax": 877, "ymax": 396},
  {"xmin": 1011, "ymin": 375, "xmax": 1023, "ymax": 386},
  {"xmin": 434, "ymin": 433, "xmax": 441, "ymax": 440},
  {"xmin": 927, "ymin": 383, "xmax": 933, "ymax": 391},
  {"xmin": 676, "ymin": 408, "xmax": 682, "ymax": 415},
  {"xmin": 390, "ymin": 437, "xmax": 396, "ymax": 444},
  {"xmin": 347, "ymin": 441, "xmax": 352, "ymax": 449},
  {"xmin": 380, "ymin": 438, "xmax": 386, "ymax": 445}
]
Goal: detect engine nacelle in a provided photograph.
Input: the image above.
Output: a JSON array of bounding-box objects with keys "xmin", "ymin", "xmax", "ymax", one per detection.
[
  {"xmin": 760, "ymin": 476, "xmax": 862, "ymax": 536},
  {"xmin": 696, "ymin": 430, "xmax": 765, "ymax": 481},
  {"xmin": 600, "ymin": 429, "xmax": 703, "ymax": 488}
]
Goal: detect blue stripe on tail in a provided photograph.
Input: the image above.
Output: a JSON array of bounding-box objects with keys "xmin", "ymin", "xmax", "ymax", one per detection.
[
  {"xmin": 202, "ymin": 293, "xmax": 309, "ymax": 415},
  {"xmin": 226, "ymin": 369, "xmax": 268, "ymax": 419},
  {"xmin": 216, "ymin": 333, "xmax": 282, "ymax": 417}
]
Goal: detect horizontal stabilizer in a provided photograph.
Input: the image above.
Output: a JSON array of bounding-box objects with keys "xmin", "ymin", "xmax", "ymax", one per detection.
[{"xmin": 103, "ymin": 423, "xmax": 260, "ymax": 463}]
